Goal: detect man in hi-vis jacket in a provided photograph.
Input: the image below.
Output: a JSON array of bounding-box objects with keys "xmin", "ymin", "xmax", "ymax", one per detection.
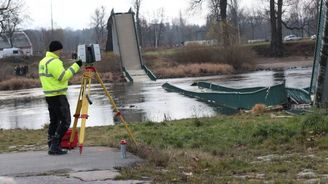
[{"xmin": 39, "ymin": 41, "xmax": 82, "ymax": 155}]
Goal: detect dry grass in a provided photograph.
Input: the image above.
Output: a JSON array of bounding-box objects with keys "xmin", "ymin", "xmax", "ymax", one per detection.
[
  {"xmin": 0, "ymin": 56, "xmax": 42, "ymax": 81},
  {"xmin": 143, "ymin": 55, "xmax": 177, "ymax": 68},
  {"xmin": 143, "ymin": 45, "xmax": 256, "ymax": 79},
  {"xmin": 251, "ymin": 104, "xmax": 267, "ymax": 115},
  {"xmin": 0, "ymin": 53, "xmax": 124, "ymax": 91},
  {"xmin": 70, "ymin": 72, "xmax": 125, "ymax": 84},
  {"xmin": 172, "ymin": 45, "xmax": 256, "ymax": 70},
  {"xmin": 250, "ymin": 40, "xmax": 315, "ymax": 57},
  {"xmin": 143, "ymin": 54, "xmax": 236, "ymax": 78},
  {"xmin": 153, "ymin": 63, "xmax": 234, "ymax": 78},
  {"xmin": 69, "ymin": 52, "xmax": 124, "ymax": 84},
  {"xmin": 0, "ymin": 77, "xmax": 40, "ymax": 90},
  {"xmin": 93, "ymin": 52, "xmax": 121, "ymax": 73}
]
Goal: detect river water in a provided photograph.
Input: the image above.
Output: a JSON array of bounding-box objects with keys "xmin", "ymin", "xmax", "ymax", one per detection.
[{"xmin": 0, "ymin": 68, "xmax": 312, "ymax": 130}]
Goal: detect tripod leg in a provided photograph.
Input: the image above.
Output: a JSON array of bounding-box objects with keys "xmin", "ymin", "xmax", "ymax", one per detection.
[
  {"xmin": 78, "ymin": 76, "xmax": 92, "ymax": 154},
  {"xmin": 69, "ymin": 77, "xmax": 86, "ymax": 148},
  {"xmin": 94, "ymin": 70, "xmax": 138, "ymax": 145}
]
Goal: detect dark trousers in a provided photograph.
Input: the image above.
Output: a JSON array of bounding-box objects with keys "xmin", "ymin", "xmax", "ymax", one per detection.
[{"xmin": 45, "ymin": 95, "xmax": 71, "ymax": 140}]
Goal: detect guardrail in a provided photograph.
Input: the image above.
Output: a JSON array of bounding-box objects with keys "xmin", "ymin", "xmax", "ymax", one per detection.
[
  {"xmin": 122, "ymin": 67, "xmax": 133, "ymax": 82},
  {"xmin": 142, "ymin": 65, "xmax": 157, "ymax": 81}
]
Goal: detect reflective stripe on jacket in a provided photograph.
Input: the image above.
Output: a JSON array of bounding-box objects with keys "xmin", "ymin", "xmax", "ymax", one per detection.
[{"xmin": 39, "ymin": 52, "xmax": 80, "ymax": 97}]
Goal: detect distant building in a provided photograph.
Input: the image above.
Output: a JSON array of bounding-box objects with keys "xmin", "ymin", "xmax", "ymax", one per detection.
[
  {"xmin": 0, "ymin": 31, "xmax": 33, "ymax": 58},
  {"xmin": 184, "ymin": 40, "xmax": 218, "ymax": 47}
]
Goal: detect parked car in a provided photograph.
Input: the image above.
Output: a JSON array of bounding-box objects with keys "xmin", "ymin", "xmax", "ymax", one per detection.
[
  {"xmin": 283, "ymin": 35, "xmax": 302, "ymax": 41},
  {"xmin": 311, "ymin": 34, "xmax": 317, "ymax": 40}
]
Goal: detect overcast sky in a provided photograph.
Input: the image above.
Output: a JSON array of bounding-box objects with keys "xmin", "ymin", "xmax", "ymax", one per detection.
[
  {"xmin": 23, "ymin": 0, "xmax": 261, "ymax": 30},
  {"xmin": 23, "ymin": 0, "xmax": 203, "ymax": 30}
]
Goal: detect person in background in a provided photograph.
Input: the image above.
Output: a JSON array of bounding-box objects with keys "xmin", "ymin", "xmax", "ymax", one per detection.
[
  {"xmin": 14, "ymin": 65, "xmax": 19, "ymax": 76},
  {"xmin": 23, "ymin": 65, "xmax": 28, "ymax": 76},
  {"xmin": 38, "ymin": 40, "xmax": 82, "ymax": 155}
]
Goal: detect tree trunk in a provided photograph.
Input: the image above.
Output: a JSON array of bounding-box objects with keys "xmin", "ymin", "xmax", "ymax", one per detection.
[
  {"xmin": 270, "ymin": 0, "xmax": 284, "ymax": 57},
  {"xmin": 220, "ymin": 0, "xmax": 229, "ymax": 46},
  {"xmin": 230, "ymin": 0, "xmax": 239, "ymax": 44},
  {"xmin": 276, "ymin": 0, "xmax": 283, "ymax": 57},
  {"xmin": 270, "ymin": 0, "xmax": 277, "ymax": 56},
  {"xmin": 251, "ymin": 23, "xmax": 255, "ymax": 40},
  {"xmin": 154, "ymin": 24, "xmax": 158, "ymax": 48},
  {"xmin": 105, "ymin": 17, "xmax": 113, "ymax": 52},
  {"xmin": 157, "ymin": 23, "xmax": 164, "ymax": 47},
  {"xmin": 134, "ymin": 0, "xmax": 143, "ymax": 48}
]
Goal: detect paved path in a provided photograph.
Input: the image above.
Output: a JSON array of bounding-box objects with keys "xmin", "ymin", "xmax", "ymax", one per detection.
[{"xmin": 0, "ymin": 147, "xmax": 149, "ymax": 184}]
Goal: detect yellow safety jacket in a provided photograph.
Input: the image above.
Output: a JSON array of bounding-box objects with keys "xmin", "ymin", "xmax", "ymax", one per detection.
[{"xmin": 39, "ymin": 52, "xmax": 80, "ymax": 97}]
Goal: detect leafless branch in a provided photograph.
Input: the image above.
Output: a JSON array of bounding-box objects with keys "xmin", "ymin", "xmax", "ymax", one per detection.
[
  {"xmin": 0, "ymin": 0, "xmax": 11, "ymax": 11},
  {"xmin": 281, "ymin": 20, "xmax": 303, "ymax": 30}
]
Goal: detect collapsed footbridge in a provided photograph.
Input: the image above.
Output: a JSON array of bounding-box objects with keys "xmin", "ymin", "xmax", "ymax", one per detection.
[{"xmin": 110, "ymin": 9, "xmax": 156, "ymax": 82}]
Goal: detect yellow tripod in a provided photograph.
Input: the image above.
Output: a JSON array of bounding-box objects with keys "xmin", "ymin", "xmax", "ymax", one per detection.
[{"xmin": 69, "ymin": 65, "xmax": 137, "ymax": 154}]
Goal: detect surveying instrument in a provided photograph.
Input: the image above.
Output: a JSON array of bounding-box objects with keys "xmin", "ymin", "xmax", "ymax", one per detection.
[{"xmin": 69, "ymin": 44, "xmax": 137, "ymax": 154}]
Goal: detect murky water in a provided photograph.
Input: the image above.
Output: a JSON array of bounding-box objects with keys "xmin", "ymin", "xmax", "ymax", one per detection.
[{"xmin": 0, "ymin": 68, "xmax": 312, "ymax": 130}]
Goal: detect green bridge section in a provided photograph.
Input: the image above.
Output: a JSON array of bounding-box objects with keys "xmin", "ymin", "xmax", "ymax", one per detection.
[
  {"xmin": 162, "ymin": 82, "xmax": 288, "ymax": 110},
  {"xmin": 197, "ymin": 82, "xmax": 311, "ymax": 105}
]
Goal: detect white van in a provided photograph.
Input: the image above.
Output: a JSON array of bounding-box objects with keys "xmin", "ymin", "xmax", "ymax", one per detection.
[{"xmin": 0, "ymin": 47, "xmax": 23, "ymax": 58}]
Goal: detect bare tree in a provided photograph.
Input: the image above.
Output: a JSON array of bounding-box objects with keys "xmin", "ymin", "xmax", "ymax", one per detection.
[
  {"xmin": 133, "ymin": 0, "xmax": 143, "ymax": 47},
  {"xmin": 0, "ymin": 0, "xmax": 11, "ymax": 11},
  {"xmin": 229, "ymin": 0, "xmax": 240, "ymax": 43},
  {"xmin": 41, "ymin": 28, "xmax": 65, "ymax": 52},
  {"xmin": 305, "ymin": 0, "xmax": 320, "ymax": 35},
  {"xmin": 151, "ymin": 8, "xmax": 165, "ymax": 48},
  {"xmin": 178, "ymin": 11, "xmax": 186, "ymax": 44},
  {"xmin": 270, "ymin": 0, "xmax": 283, "ymax": 57},
  {"xmin": 268, "ymin": 0, "xmax": 314, "ymax": 57},
  {"xmin": 0, "ymin": 0, "xmax": 24, "ymax": 47},
  {"xmin": 246, "ymin": 9, "xmax": 264, "ymax": 40},
  {"xmin": 105, "ymin": 15, "xmax": 113, "ymax": 52},
  {"xmin": 90, "ymin": 6, "xmax": 107, "ymax": 48},
  {"xmin": 191, "ymin": 0, "xmax": 231, "ymax": 46},
  {"xmin": 229, "ymin": 0, "xmax": 238, "ymax": 27},
  {"xmin": 219, "ymin": 0, "xmax": 229, "ymax": 45},
  {"xmin": 283, "ymin": 0, "xmax": 318, "ymax": 37}
]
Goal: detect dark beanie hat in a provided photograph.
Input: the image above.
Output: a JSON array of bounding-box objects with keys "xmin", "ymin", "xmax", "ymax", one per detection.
[{"xmin": 49, "ymin": 41, "xmax": 63, "ymax": 52}]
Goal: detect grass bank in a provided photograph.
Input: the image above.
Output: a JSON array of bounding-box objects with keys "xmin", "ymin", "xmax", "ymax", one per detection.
[
  {"xmin": 1, "ymin": 112, "xmax": 328, "ymax": 183},
  {"xmin": 144, "ymin": 45, "xmax": 256, "ymax": 78},
  {"xmin": 250, "ymin": 40, "xmax": 315, "ymax": 57},
  {"xmin": 0, "ymin": 40, "xmax": 316, "ymax": 90},
  {"xmin": 143, "ymin": 40, "xmax": 315, "ymax": 79},
  {"xmin": 0, "ymin": 53, "xmax": 124, "ymax": 90}
]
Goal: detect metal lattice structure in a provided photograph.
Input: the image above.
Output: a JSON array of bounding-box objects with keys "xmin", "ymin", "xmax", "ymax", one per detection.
[{"xmin": 312, "ymin": 0, "xmax": 328, "ymax": 105}]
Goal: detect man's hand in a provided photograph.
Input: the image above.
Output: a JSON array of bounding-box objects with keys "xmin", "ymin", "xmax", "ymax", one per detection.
[{"xmin": 75, "ymin": 59, "xmax": 82, "ymax": 67}]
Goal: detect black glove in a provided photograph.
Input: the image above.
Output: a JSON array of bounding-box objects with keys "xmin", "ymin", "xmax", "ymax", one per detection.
[{"xmin": 75, "ymin": 59, "xmax": 82, "ymax": 67}]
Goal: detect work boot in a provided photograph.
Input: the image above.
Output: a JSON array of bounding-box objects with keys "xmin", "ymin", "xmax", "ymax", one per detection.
[
  {"xmin": 48, "ymin": 134, "xmax": 68, "ymax": 155},
  {"xmin": 47, "ymin": 136, "xmax": 52, "ymax": 148}
]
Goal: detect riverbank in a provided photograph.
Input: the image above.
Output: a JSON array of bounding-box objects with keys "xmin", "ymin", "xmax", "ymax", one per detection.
[
  {"xmin": 143, "ymin": 55, "xmax": 313, "ymax": 79},
  {"xmin": 0, "ymin": 41, "xmax": 315, "ymax": 91},
  {"xmin": 1, "ymin": 112, "xmax": 328, "ymax": 183},
  {"xmin": 0, "ymin": 56, "xmax": 311, "ymax": 91},
  {"xmin": 254, "ymin": 56, "xmax": 313, "ymax": 70},
  {"xmin": 143, "ymin": 40, "xmax": 315, "ymax": 78},
  {"xmin": 0, "ymin": 53, "xmax": 125, "ymax": 90}
]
